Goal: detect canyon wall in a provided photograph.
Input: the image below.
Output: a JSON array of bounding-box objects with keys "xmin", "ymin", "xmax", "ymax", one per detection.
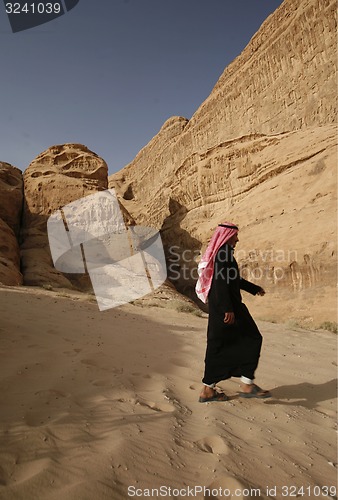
[
  {"xmin": 109, "ymin": 0, "xmax": 336, "ymax": 228},
  {"xmin": 0, "ymin": 162, "xmax": 23, "ymax": 286},
  {"xmin": 108, "ymin": 0, "xmax": 337, "ymax": 326}
]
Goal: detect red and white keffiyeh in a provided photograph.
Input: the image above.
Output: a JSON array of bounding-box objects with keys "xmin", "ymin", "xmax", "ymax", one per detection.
[{"xmin": 195, "ymin": 222, "xmax": 239, "ymax": 303}]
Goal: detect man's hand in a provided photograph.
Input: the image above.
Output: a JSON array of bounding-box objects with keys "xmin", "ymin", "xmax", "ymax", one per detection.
[
  {"xmin": 224, "ymin": 312, "xmax": 235, "ymax": 324},
  {"xmin": 256, "ymin": 288, "xmax": 265, "ymax": 296}
]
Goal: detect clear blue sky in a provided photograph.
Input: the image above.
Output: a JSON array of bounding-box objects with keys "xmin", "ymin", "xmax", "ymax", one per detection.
[{"xmin": 0, "ymin": 0, "xmax": 283, "ymax": 175}]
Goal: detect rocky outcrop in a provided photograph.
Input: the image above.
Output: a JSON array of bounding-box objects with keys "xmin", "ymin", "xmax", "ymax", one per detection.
[
  {"xmin": 21, "ymin": 144, "xmax": 109, "ymax": 289},
  {"xmin": 0, "ymin": 163, "xmax": 23, "ymax": 285},
  {"xmin": 109, "ymin": 0, "xmax": 337, "ymax": 326}
]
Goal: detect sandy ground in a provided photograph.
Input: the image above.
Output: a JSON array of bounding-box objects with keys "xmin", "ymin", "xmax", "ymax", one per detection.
[{"xmin": 0, "ymin": 285, "xmax": 337, "ymax": 500}]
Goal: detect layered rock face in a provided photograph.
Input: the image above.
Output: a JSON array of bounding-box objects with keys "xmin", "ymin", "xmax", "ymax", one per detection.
[
  {"xmin": 186, "ymin": 0, "xmax": 336, "ymax": 143},
  {"xmin": 109, "ymin": 0, "xmax": 337, "ymax": 326},
  {"xmin": 0, "ymin": 163, "xmax": 23, "ymax": 285},
  {"xmin": 21, "ymin": 144, "xmax": 109, "ymax": 289},
  {"xmin": 0, "ymin": 0, "xmax": 336, "ymax": 324}
]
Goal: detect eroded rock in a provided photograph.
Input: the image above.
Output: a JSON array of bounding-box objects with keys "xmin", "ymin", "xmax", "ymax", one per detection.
[
  {"xmin": 109, "ymin": 0, "xmax": 337, "ymax": 325},
  {"xmin": 0, "ymin": 163, "xmax": 23, "ymax": 285},
  {"xmin": 21, "ymin": 144, "xmax": 108, "ymax": 289}
]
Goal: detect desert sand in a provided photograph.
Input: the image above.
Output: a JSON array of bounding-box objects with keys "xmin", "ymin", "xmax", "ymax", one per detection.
[{"xmin": 0, "ymin": 285, "xmax": 336, "ymax": 500}]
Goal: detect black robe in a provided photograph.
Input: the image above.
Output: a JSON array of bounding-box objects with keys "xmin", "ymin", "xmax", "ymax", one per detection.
[{"xmin": 202, "ymin": 243, "xmax": 263, "ymax": 385}]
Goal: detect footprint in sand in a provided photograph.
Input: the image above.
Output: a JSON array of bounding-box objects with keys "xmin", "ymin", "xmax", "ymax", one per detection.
[
  {"xmin": 92, "ymin": 379, "xmax": 112, "ymax": 387},
  {"xmin": 46, "ymin": 329, "xmax": 58, "ymax": 335},
  {"xmin": 205, "ymin": 476, "xmax": 258, "ymax": 499},
  {"xmin": 0, "ymin": 465, "xmax": 7, "ymax": 486},
  {"xmin": 169, "ymin": 358, "xmax": 190, "ymax": 368},
  {"xmin": 80, "ymin": 358, "xmax": 98, "ymax": 367},
  {"xmin": 136, "ymin": 399, "xmax": 175, "ymax": 413},
  {"xmin": 131, "ymin": 372, "xmax": 152, "ymax": 379},
  {"xmin": 25, "ymin": 390, "xmax": 70, "ymax": 426},
  {"xmin": 34, "ymin": 389, "xmax": 69, "ymax": 399},
  {"xmin": 81, "ymin": 359, "xmax": 123, "ymax": 375},
  {"xmin": 10, "ymin": 458, "xmax": 51, "ymax": 485},
  {"xmin": 195, "ymin": 436, "xmax": 229, "ymax": 455},
  {"xmin": 63, "ymin": 350, "xmax": 80, "ymax": 357},
  {"xmin": 24, "ymin": 411, "xmax": 47, "ymax": 427}
]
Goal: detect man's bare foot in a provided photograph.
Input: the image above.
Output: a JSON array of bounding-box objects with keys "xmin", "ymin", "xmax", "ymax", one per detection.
[{"xmin": 200, "ymin": 385, "xmax": 217, "ymax": 399}]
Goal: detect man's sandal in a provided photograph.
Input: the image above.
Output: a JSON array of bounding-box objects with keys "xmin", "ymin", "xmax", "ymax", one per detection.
[
  {"xmin": 239, "ymin": 385, "xmax": 271, "ymax": 399},
  {"xmin": 199, "ymin": 390, "xmax": 229, "ymax": 403}
]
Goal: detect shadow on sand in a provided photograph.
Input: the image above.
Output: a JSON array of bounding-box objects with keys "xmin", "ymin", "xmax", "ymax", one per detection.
[{"xmin": 264, "ymin": 378, "xmax": 337, "ymax": 409}]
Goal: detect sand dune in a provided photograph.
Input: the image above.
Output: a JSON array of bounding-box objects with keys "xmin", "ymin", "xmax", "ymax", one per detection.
[{"xmin": 0, "ymin": 286, "xmax": 336, "ymax": 499}]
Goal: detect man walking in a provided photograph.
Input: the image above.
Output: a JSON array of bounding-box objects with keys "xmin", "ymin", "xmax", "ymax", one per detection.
[{"xmin": 196, "ymin": 222, "xmax": 271, "ymax": 402}]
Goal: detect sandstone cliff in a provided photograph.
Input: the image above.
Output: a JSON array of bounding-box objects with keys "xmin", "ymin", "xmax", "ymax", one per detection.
[
  {"xmin": 21, "ymin": 144, "xmax": 109, "ymax": 289},
  {"xmin": 109, "ymin": 0, "xmax": 337, "ymax": 326},
  {"xmin": 0, "ymin": 163, "xmax": 23, "ymax": 286},
  {"xmin": 186, "ymin": 0, "xmax": 336, "ymax": 142}
]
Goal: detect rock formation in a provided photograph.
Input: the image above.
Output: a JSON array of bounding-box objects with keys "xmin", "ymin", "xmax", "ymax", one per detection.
[
  {"xmin": 109, "ymin": 0, "xmax": 337, "ymax": 326},
  {"xmin": 21, "ymin": 144, "xmax": 109, "ymax": 289},
  {"xmin": 0, "ymin": 162, "xmax": 23, "ymax": 286}
]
